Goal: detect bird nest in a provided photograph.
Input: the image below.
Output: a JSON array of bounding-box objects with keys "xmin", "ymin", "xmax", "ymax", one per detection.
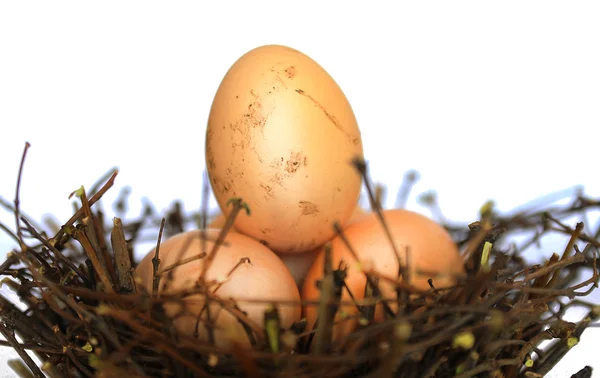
[{"xmin": 0, "ymin": 143, "xmax": 598, "ymax": 378}]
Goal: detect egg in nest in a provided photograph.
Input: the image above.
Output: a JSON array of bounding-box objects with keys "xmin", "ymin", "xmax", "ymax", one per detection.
[
  {"xmin": 301, "ymin": 209, "xmax": 465, "ymax": 342},
  {"xmin": 206, "ymin": 44, "xmax": 363, "ymax": 254},
  {"xmin": 135, "ymin": 229, "xmax": 301, "ymax": 349}
]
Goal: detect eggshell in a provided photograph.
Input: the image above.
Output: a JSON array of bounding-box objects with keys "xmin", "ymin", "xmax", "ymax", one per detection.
[
  {"xmin": 277, "ymin": 248, "xmax": 321, "ymax": 288},
  {"xmin": 135, "ymin": 229, "xmax": 301, "ymax": 349},
  {"xmin": 206, "ymin": 44, "xmax": 363, "ymax": 254},
  {"xmin": 301, "ymin": 209, "xmax": 465, "ymax": 341}
]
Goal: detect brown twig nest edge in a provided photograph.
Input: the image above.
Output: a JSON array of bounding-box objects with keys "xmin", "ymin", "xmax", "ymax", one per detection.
[{"xmin": 0, "ymin": 143, "xmax": 598, "ymax": 378}]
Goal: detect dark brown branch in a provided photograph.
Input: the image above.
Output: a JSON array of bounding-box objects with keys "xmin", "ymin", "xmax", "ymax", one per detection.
[
  {"xmin": 0, "ymin": 322, "xmax": 45, "ymax": 378},
  {"xmin": 72, "ymin": 228, "xmax": 114, "ymax": 293},
  {"xmin": 111, "ymin": 217, "xmax": 135, "ymax": 293},
  {"xmin": 151, "ymin": 217, "xmax": 166, "ymax": 296},
  {"xmin": 52, "ymin": 170, "xmax": 118, "ymax": 247},
  {"xmin": 13, "ymin": 142, "xmax": 30, "ymax": 252}
]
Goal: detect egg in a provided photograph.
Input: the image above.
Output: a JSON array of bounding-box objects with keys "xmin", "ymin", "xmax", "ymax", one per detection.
[
  {"xmin": 301, "ymin": 209, "xmax": 465, "ymax": 341},
  {"xmin": 207, "ymin": 205, "xmax": 371, "ymax": 287},
  {"xmin": 206, "ymin": 44, "xmax": 364, "ymax": 254},
  {"xmin": 277, "ymin": 247, "xmax": 321, "ymax": 288},
  {"xmin": 135, "ymin": 229, "xmax": 301, "ymax": 348}
]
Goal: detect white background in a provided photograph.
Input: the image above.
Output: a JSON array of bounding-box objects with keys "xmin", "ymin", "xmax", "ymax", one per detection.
[{"xmin": 0, "ymin": 1, "xmax": 599, "ymax": 377}]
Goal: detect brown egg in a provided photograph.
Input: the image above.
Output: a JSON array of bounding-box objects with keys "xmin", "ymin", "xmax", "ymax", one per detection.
[
  {"xmin": 206, "ymin": 44, "xmax": 364, "ymax": 254},
  {"xmin": 277, "ymin": 248, "xmax": 321, "ymax": 288},
  {"xmin": 135, "ymin": 229, "xmax": 301, "ymax": 348},
  {"xmin": 301, "ymin": 209, "xmax": 465, "ymax": 341}
]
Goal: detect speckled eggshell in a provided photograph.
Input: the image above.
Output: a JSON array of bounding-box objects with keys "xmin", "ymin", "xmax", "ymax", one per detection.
[{"xmin": 206, "ymin": 44, "xmax": 363, "ymax": 254}]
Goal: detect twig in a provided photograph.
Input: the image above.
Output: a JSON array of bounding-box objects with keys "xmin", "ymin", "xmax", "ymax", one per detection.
[
  {"xmin": 13, "ymin": 142, "xmax": 30, "ymax": 252},
  {"xmin": 312, "ymin": 243, "xmax": 335, "ymax": 354},
  {"xmin": 152, "ymin": 218, "xmax": 167, "ymax": 296},
  {"xmin": 333, "ymin": 222, "xmax": 396, "ymax": 319},
  {"xmin": 8, "ymin": 359, "xmax": 36, "ymax": 378},
  {"xmin": 535, "ymin": 310, "xmax": 598, "ymax": 376},
  {"xmin": 92, "ymin": 210, "xmax": 118, "ymax": 285},
  {"xmin": 88, "ymin": 166, "xmax": 119, "ymax": 198},
  {"xmin": 0, "ymin": 250, "xmax": 19, "ymax": 275},
  {"xmin": 0, "ymin": 294, "xmax": 58, "ymax": 347},
  {"xmin": 0, "ymin": 322, "xmax": 45, "ymax": 378},
  {"xmin": 111, "ymin": 217, "xmax": 135, "ymax": 293},
  {"xmin": 157, "ymin": 252, "xmax": 207, "ymax": 277},
  {"xmin": 200, "ymin": 198, "xmax": 249, "ymax": 281},
  {"xmin": 72, "ymin": 228, "xmax": 114, "ymax": 293},
  {"xmin": 351, "ymin": 157, "xmax": 405, "ymax": 280},
  {"xmin": 19, "ymin": 216, "xmax": 89, "ymax": 285},
  {"xmin": 461, "ymin": 220, "xmax": 493, "ymax": 262},
  {"xmin": 570, "ymin": 366, "xmax": 593, "ymax": 378},
  {"xmin": 96, "ymin": 306, "xmax": 210, "ymax": 377},
  {"xmin": 52, "ymin": 170, "xmax": 118, "ymax": 246},
  {"xmin": 13, "ymin": 250, "xmax": 146, "ymax": 375},
  {"xmin": 0, "ymin": 221, "xmax": 20, "ymax": 246},
  {"xmin": 547, "ymin": 222, "xmax": 584, "ymax": 288}
]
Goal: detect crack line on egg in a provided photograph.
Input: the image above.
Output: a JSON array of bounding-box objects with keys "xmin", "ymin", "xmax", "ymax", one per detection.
[{"xmin": 295, "ymin": 89, "xmax": 360, "ymax": 145}]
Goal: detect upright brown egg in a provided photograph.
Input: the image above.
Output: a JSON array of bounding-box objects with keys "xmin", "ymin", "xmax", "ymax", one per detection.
[{"xmin": 206, "ymin": 44, "xmax": 363, "ymax": 254}]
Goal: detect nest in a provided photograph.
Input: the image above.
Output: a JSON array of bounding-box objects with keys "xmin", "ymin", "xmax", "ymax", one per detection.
[{"xmin": 0, "ymin": 143, "xmax": 598, "ymax": 378}]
